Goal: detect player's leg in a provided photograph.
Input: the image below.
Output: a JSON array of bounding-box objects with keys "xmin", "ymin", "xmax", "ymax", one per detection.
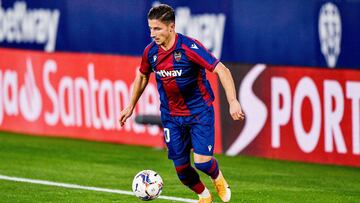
[
  {"xmin": 161, "ymin": 114, "xmax": 211, "ymax": 201},
  {"xmin": 190, "ymin": 107, "xmax": 231, "ymax": 202},
  {"xmin": 173, "ymin": 155, "xmax": 212, "ymax": 199},
  {"xmin": 194, "ymin": 154, "xmax": 230, "ymax": 202}
]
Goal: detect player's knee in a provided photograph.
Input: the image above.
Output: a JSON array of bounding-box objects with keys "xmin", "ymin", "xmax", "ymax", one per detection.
[{"xmin": 193, "ymin": 153, "xmax": 212, "ymax": 163}]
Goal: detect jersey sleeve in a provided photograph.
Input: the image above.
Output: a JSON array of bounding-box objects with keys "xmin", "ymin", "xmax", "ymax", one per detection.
[
  {"xmin": 139, "ymin": 46, "xmax": 152, "ymax": 75},
  {"xmin": 182, "ymin": 39, "xmax": 220, "ymax": 72}
]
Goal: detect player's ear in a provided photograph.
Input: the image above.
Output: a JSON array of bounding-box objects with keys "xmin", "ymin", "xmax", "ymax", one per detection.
[{"xmin": 169, "ymin": 22, "xmax": 175, "ymax": 32}]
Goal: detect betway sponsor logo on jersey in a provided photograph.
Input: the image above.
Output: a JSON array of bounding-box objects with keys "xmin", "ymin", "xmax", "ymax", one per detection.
[
  {"xmin": 0, "ymin": 1, "xmax": 60, "ymax": 52},
  {"xmin": 175, "ymin": 7, "xmax": 225, "ymax": 59},
  {"xmin": 225, "ymin": 64, "xmax": 360, "ymax": 167},
  {"xmin": 155, "ymin": 69, "xmax": 182, "ymax": 77}
]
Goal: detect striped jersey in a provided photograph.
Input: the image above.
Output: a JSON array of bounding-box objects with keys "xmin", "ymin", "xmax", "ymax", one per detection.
[{"xmin": 139, "ymin": 33, "xmax": 219, "ymax": 116}]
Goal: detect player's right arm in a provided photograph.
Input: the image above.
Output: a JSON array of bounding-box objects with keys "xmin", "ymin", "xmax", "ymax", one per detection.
[
  {"xmin": 119, "ymin": 45, "xmax": 153, "ymax": 127},
  {"xmin": 119, "ymin": 71, "xmax": 150, "ymax": 127}
]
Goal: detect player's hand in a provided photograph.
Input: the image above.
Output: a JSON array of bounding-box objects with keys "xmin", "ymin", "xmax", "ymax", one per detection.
[
  {"xmin": 229, "ymin": 99, "xmax": 245, "ymax": 121},
  {"xmin": 119, "ymin": 106, "xmax": 134, "ymax": 127}
]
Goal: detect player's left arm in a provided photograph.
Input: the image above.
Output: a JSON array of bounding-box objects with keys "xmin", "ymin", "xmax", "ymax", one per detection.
[{"xmin": 213, "ymin": 62, "xmax": 245, "ymax": 121}]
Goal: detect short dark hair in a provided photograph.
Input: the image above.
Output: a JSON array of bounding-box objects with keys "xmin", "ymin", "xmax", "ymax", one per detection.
[{"xmin": 148, "ymin": 4, "xmax": 175, "ymax": 24}]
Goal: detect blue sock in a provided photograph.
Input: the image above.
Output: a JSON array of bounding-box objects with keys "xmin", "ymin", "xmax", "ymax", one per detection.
[
  {"xmin": 173, "ymin": 157, "xmax": 205, "ymax": 194},
  {"xmin": 194, "ymin": 158, "xmax": 219, "ymax": 179}
]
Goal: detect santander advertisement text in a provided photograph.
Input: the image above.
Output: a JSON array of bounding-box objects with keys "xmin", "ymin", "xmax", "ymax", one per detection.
[
  {"xmin": 222, "ymin": 64, "xmax": 360, "ymax": 167},
  {"xmin": 0, "ymin": 48, "xmax": 163, "ymax": 147},
  {"xmin": 0, "ymin": 48, "xmax": 221, "ymax": 152}
]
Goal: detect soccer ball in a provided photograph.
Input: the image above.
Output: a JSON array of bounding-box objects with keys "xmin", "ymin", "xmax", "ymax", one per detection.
[{"xmin": 132, "ymin": 170, "xmax": 163, "ymax": 201}]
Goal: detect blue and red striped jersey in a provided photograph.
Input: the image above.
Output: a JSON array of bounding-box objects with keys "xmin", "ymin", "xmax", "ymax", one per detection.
[{"xmin": 139, "ymin": 33, "xmax": 219, "ymax": 116}]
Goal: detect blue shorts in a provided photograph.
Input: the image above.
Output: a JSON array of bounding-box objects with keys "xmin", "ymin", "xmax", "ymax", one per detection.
[{"xmin": 161, "ymin": 106, "xmax": 215, "ymax": 160}]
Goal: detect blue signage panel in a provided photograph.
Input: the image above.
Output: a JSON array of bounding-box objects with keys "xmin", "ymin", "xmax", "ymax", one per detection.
[{"xmin": 0, "ymin": 0, "xmax": 359, "ymax": 68}]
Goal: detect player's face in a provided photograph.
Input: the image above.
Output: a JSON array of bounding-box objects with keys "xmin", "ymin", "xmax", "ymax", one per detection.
[{"xmin": 148, "ymin": 19, "xmax": 174, "ymax": 46}]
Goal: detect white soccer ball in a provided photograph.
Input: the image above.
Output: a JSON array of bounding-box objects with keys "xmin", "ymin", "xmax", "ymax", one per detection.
[{"xmin": 132, "ymin": 170, "xmax": 163, "ymax": 201}]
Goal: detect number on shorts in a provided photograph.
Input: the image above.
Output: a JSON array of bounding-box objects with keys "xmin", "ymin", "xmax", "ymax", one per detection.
[{"xmin": 164, "ymin": 128, "xmax": 170, "ymax": 143}]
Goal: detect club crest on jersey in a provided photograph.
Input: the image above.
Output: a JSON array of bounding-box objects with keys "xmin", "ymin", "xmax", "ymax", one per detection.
[{"xmin": 174, "ymin": 51, "xmax": 182, "ymax": 62}]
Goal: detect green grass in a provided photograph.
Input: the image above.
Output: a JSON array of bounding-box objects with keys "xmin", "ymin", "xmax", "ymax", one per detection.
[{"xmin": 0, "ymin": 131, "xmax": 359, "ymax": 202}]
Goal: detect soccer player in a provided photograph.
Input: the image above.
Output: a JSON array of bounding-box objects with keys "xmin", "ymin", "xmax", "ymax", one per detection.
[{"xmin": 119, "ymin": 4, "xmax": 244, "ymax": 203}]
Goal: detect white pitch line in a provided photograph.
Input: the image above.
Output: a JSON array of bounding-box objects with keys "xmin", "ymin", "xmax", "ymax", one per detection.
[{"xmin": 0, "ymin": 174, "xmax": 197, "ymax": 203}]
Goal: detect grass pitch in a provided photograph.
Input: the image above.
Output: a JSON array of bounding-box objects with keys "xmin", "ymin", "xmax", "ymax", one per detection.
[{"xmin": 0, "ymin": 131, "xmax": 359, "ymax": 202}]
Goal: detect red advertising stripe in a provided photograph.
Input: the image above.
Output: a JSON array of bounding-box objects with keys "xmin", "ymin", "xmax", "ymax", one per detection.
[
  {"xmin": 224, "ymin": 64, "xmax": 360, "ymax": 167},
  {"xmin": 0, "ymin": 48, "xmax": 162, "ymax": 147},
  {"xmin": 266, "ymin": 66, "xmax": 360, "ymax": 166},
  {"xmin": 0, "ymin": 48, "xmax": 222, "ymax": 153}
]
